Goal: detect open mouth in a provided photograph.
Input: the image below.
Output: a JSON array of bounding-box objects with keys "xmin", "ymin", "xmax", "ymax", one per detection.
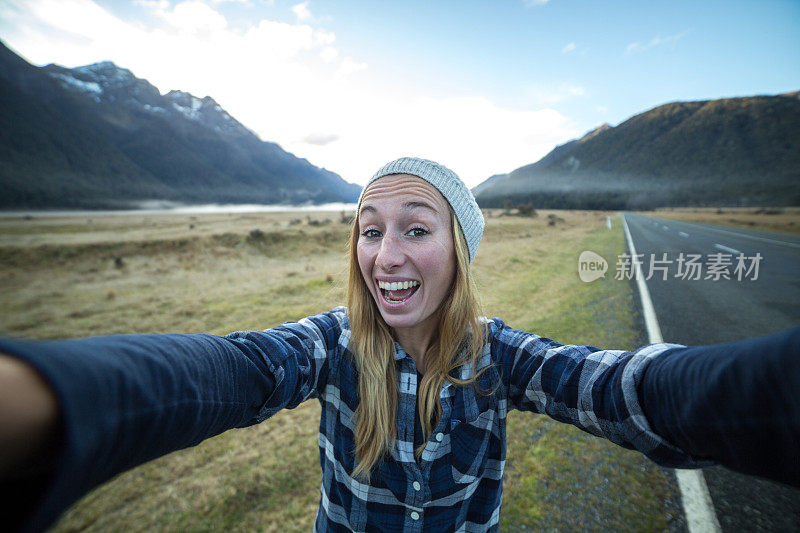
[{"xmin": 378, "ymin": 280, "xmax": 420, "ymax": 303}]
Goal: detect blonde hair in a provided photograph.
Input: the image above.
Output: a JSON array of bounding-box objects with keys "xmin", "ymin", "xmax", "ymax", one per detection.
[{"xmin": 346, "ymin": 208, "xmax": 491, "ymax": 481}]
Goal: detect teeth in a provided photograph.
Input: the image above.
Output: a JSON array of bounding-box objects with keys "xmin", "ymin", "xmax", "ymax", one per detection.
[{"xmin": 378, "ymin": 280, "xmax": 419, "ymax": 291}]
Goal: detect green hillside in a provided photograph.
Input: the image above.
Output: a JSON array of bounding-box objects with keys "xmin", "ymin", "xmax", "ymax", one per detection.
[{"xmin": 475, "ymin": 93, "xmax": 800, "ymax": 209}]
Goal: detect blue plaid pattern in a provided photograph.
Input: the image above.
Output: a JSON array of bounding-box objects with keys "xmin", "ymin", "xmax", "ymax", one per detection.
[{"xmin": 234, "ymin": 306, "xmax": 705, "ymax": 532}]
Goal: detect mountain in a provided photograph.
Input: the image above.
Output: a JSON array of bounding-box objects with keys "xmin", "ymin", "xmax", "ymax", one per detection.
[
  {"xmin": 474, "ymin": 95, "xmax": 800, "ymax": 209},
  {"xmin": 0, "ymin": 41, "xmax": 362, "ymax": 209}
]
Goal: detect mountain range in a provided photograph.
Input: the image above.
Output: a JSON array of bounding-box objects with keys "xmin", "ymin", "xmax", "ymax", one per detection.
[
  {"xmin": 0, "ymin": 41, "xmax": 361, "ymax": 209},
  {"xmin": 473, "ymin": 93, "xmax": 800, "ymax": 209},
  {"xmin": 3, "ymin": 40, "xmax": 798, "ymax": 212}
]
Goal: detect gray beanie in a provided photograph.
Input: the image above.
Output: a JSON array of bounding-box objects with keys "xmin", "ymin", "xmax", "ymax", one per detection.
[{"xmin": 357, "ymin": 157, "xmax": 484, "ymax": 263}]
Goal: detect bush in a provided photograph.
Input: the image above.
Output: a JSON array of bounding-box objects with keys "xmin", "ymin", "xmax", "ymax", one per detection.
[{"xmin": 248, "ymin": 229, "xmax": 265, "ymax": 241}]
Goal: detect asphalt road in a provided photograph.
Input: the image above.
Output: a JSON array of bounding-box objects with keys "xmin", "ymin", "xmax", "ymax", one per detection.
[{"xmin": 622, "ymin": 213, "xmax": 800, "ymax": 532}]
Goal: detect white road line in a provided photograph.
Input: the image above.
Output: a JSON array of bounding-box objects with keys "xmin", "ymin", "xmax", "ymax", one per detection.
[
  {"xmin": 622, "ymin": 214, "xmax": 722, "ymax": 533},
  {"xmin": 714, "ymin": 243, "xmax": 741, "ymax": 255},
  {"xmin": 623, "ymin": 216, "xmax": 664, "ymax": 342},
  {"xmin": 679, "ymin": 232, "xmax": 689, "ymax": 238}
]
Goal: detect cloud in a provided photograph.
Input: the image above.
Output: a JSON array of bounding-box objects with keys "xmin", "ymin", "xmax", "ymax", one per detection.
[
  {"xmin": 134, "ymin": 0, "xmax": 169, "ymax": 8},
  {"xmin": 526, "ymin": 82, "xmax": 586, "ymax": 104},
  {"xmin": 626, "ymin": 31, "xmax": 688, "ymax": 55},
  {"xmin": 522, "ymin": 0, "xmax": 550, "ymax": 6},
  {"xmin": 0, "ymin": 0, "xmax": 580, "ymax": 188},
  {"xmin": 336, "ymin": 57, "xmax": 367, "ymax": 77},
  {"xmin": 319, "ymin": 46, "xmax": 338, "ymax": 62},
  {"xmin": 158, "ymin": 1, "xmax": 228, "ymax": 34},
  {"xmin": 561, "ymin": 42, "xmax": 576, "ymax": 54},
  {"xmin": 303, "ymin": 133, "xmax": 339, "ymax": 146},
  {"xmin": 292, "ymin": 2, "xmax": 311, "ymax": 21},
  {"xmin": 287, "ymin": 93, "xmax": 579, "ymax": 187}
]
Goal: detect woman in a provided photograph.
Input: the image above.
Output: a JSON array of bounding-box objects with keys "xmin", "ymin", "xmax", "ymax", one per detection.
[{"xmin": 1, "ymin": 157, "xmax": 798, "ymax": 532}]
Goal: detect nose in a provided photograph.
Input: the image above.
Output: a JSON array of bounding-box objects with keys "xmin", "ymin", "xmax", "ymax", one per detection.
[{"xmin": 375, "ymin": 233, "xmax": 405, "ymax": 272}]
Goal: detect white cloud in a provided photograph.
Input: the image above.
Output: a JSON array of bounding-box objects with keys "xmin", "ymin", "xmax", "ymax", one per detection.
[
  {"xmin": 626, "ymin": 31, "xmax": 688, "ymax": 55},
  {"xmin": 320, "ymin": 46, "xmax": 338, "ymax": 62},
  {"xmin": 561, "ymin": 42, "xmax": 576, "ymax": 54},
  {"xmin": 336, "ymin": 57, "xmax": 367, "ymax": 77},
  {"xmin": 595, "ymin": 105, "xmax": 607, "ymax": 114},
  {"xmin": 134, "ymin": 0, "xmax": 169, "ymax": 8},
  {"xmin": 303, "ymin": 133, "xmax": 339, "ymax": 146},
  {"xmin": 158, "ymin": 1, "xmax": 228, "ymax": 34},
  {"xmin": 284, "ymin": 93, "xmax": 578, "ymax": 187},
  {"xmin": 0, "ymin": 0, "xmax": 580, "ymax": 188},
  {"xmin": 523, "ymin": 0, "xmax": 550, "ymax": 6},
  {"xmin": 525, "ymin": 82, "xmax": 586, "ymax": 105},
  {"xmin": 292, "ymin": 2, "xmax": 311, "ymax": 21}
]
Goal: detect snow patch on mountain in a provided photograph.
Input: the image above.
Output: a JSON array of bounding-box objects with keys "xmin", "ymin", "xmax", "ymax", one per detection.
[
  {"xmin": 143, "ymin": 104, "xmax": 167, "ymax": 114},
  {"xmin": 166, "ymin": 90, "xmax": 206, "ymax": 121},
  {"xmin": 74, "ymin": 61, "xmax": 134, "ymax": 84},
  {"xmin": 50, "ymin": 72, "xmax": 103, "ymax": 95}
]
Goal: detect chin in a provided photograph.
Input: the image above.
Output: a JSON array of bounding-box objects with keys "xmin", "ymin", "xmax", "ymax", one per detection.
[{"xmin": 379, "ymin": 313, "xmax": 422, "ymax": 330}]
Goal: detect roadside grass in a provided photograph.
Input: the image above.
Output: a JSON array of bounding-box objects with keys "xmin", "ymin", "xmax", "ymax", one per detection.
[
  {"xmin": 0, "ymin": 210, "xmax": 682, "ymax": 531},
  {"xmin": 475, "ymin": 211, "xmax": 681, "ymax": 531},
  {"xmin": 642, "ymin": 206, "xmax": 800, "ymax": 234}
]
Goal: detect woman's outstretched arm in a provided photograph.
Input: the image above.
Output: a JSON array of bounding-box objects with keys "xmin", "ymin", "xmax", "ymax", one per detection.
[
  {"xmin": 491, "ymin": 317, "xmax": 800, "ymax": 486},
  {"xmin": 0, "ymin": 307, "xmax": 346, "ymax": 533},
  {"xmin": 639, "ymin": 326, "xmax": 800, "ymax": 487},
  {"xmin": 0, "ymin": 354, "xmax": 60, "ymax": 479}
]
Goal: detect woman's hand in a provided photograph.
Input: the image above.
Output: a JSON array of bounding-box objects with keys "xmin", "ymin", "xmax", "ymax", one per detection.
[{"xmin": 0, "ymin": 353, "xmax": 60, "ymax": 480}]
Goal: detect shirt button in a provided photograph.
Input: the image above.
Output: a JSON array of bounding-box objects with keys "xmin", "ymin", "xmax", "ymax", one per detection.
[
  {"xmin": 435, "ymin": 432, "xmax": 443, "ymax": 442},
  {"xmin": 413, "ymin": 481, "xmax": 421, "ymax": 491},
  {"xmin": 410, "ymin": 511, "xmax": 420, "ymax": 520}
]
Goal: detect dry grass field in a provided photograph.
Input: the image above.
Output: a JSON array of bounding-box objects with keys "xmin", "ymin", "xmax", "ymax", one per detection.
[
  {"xmin": 0, "ymin": 207, "xmax": 694, "ymax": 531},
  {"xmin": 643, "ymin": 206, "xmax": 800, "ymax": 234}
]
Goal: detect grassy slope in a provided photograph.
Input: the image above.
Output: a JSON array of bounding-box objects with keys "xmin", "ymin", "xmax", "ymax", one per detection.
[
  {"xmin": 642, "ymin": 206, "xmax": 800, "ymax": 235},
  {"xmin": 0, "ymin": 210, "xmax": 681, "ymax": 531}
]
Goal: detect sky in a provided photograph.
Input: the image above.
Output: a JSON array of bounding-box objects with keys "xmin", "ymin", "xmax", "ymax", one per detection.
[{"xmin": 1, "ymin": 0, "xmax": 798, "ymax": 188}]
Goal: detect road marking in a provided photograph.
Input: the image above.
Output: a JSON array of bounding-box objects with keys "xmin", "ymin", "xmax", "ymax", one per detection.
[
  {"xmin": 622, "ymin": 214, "xmax": 722, "ymax": 533},
  {"xmin": 714, "ymin": 243, "xmax": 741, "ymax": 254},
  {"xmin": 623, "ymin": 216, "xmax": 664, "ymax": 342},
  {"xmin": 679, "ymin": 231, "xmax": 689, "ymax": 238},
  {"xmin": 663, "ymin": 225, "xmax": 669, "ymax": 230}
]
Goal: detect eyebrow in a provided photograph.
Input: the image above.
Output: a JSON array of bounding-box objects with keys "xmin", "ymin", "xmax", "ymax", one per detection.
[{"xmin": 359, "ymin": 201, "xmax": 439, "ymax": 217}]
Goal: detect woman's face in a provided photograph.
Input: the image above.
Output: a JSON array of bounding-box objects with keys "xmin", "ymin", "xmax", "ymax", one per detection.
[{"xmin": 357, "ymin": 174, "xmax": 456, "ymax": 332}]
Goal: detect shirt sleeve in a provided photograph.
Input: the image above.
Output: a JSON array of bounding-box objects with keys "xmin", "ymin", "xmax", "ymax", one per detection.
[
  {"xmin": 639, "ymin": 325, "xmax": 800, "ymax": 487},
  {"xmin": 489, "ymin": 317, "xmax": 711, "ymax": 469},
  {"xmin": 0, "ymin": 307, "xmax": 346, "ymax": 533}
]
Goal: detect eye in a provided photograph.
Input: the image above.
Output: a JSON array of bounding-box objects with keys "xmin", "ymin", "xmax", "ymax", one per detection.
[
  {"xmin": 361, "ymin": 228, "xmax": 381, "ymax": 239},
  {"xmin": 408, "ymin": 227, "xmax": 429, "ymax": 238}
]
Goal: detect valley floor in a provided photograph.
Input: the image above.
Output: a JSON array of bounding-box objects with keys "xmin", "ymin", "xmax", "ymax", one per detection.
[{"xmin": 1, "ymin": 209, "xmax": 687, "ymax": 531}]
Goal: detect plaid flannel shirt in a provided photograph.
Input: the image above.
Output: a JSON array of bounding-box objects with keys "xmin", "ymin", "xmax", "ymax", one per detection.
[
  {"xmin": 4, "ymin": 306, "xmax": 707, "ymax": 533},
  {"xmin": 232, "ymin": 306, "xmax": 702, "ymax": 532}
]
